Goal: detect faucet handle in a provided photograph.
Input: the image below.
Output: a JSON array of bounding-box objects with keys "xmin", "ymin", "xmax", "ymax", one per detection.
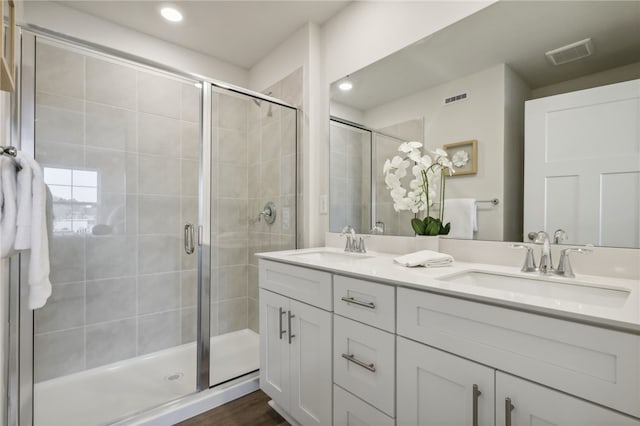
[
  {"xmin": 556, "ymin": 246, "xmax": 592, "ymax": 278},
  {"xmin": 510, "ymin": 244, "xmax": 537, "ymax": 272}
]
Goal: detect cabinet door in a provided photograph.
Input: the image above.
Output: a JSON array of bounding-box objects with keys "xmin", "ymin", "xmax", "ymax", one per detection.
[
  {"xmin": 289, "ymin": 299, "xmax": 332, "ymax": 426},
  {"xmin": 397, "ymin": 337, "xmax": 494, "ymax": 426},
  {"xmin": 496, "ymin": 372, "xmax": 640, "ymax": 426},
  {"xmin": 259, "ymin": 289, "xmax": 290, "ymax": 413}
]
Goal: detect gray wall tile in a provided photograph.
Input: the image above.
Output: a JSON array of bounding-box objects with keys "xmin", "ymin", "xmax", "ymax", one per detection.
[
  {"xmin": 138, "ymin": 195, "xmax": 180, "ymax": 235},
  {"xmin": 36, "ymin": 42, "xmax": 84, "ymax": 99},
  {"xmin": 86, "ymin": 102, "xmax": 136, "ymax": 152},
  {"xmin": 86, "ymin": 277, "xmax": 136, "ymax": 324},
  {"xmin": 217, "ymin": 298, "xmax": 248, "ymax": 334},
  {"xmin": 36, "ymin": 93, "xmax": 84, "ymax": 146},
  {"xmin": 86, "ymin": 319, "xmax": 136, "ymax": 368},
  {"xmin": 86, "ymin": 235, "xmax": 136, "ymax": 280},
  {"xmin": 218, "ymin": 265, "xmax": 248, "ymax": 300},
  {"xmin": 138, "ymin": 113, "xmax": 180, "ymax": 157},
  {"xmin": 138, "ymin": 235, "xmax": 180, "ymax": 274},
  {"xmin": 34, "ymin": 328, "xmax": 85, "ymax": 382},
  {"xmin": 48, "ymin": 235, "xmax": 85, "ymax": 284},
  {"xmin": 138, "ymin": 72, "xmax": 181, "ymax": 119},
  {"xmin": 86, "ymin": 57, "xmax": 137, "ymax": 109},
  {"xmin": 138, "ymin": 155, "xmax": 180, "ymax": 196},
  {"xmin": 138, "ymin": 272, "xmax": 180, "ymax": 315},
  {"xmin": 35, "ymin": 283, "xmax": 85, "ymax": 333},
  {"xmin": 181, "ymin": 83, "xmax": 201, "ymax": 123},
  {"xmin": 138, "ymin": 311, "xmax": 180, "ymax": 355}
]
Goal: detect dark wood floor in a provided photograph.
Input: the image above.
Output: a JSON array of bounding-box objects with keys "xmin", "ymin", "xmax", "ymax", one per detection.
[{"xmin": 177, "ymin": 390, "xmax": 289, "ymax": 426}]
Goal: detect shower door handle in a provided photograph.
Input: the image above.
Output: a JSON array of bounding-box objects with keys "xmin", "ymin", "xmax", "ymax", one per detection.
[{"xmin": 184, "ymin": 224, "xmax": 195, "ymax": 255}]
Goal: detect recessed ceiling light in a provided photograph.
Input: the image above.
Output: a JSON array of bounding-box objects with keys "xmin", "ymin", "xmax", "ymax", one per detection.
[
  {"xmin": 338, "ymin": 81, "xmax": 353, "ymax": 91},
  {"xmin": 160, "ymin": 7, "xmax": 183, "ymax": 22}
]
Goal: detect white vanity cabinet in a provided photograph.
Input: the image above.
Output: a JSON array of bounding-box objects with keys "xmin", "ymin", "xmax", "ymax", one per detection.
[
  {"xmin": 396, "ymin": 337, "xmax": 494, "ymax": 426},
  {"xmin": 259, "ymin": 260, "xmax": 332, "ymax": 426},
  {"xmin": 397, "ymin": 287, "xmax": 640, "ymax": 425},
  {"xmin": 496, "ymin": 372, "xmax": 640, "ymax": 426},
  {"xmin": 258, "ymin": 256, "xmax": 640, "ymax": 426}
]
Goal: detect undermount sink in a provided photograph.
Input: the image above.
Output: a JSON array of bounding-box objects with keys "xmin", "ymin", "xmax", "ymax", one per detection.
[
  {"xmin": 289, "ymin": 250, "xmax": 374, "ymax": 263},
  {"xmin": 438, "ymin": 270, "xmax": 630, "ymax": 308}
]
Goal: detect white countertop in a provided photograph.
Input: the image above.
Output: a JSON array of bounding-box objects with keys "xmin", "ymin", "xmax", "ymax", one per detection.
[{"xmin": 257, "ymin": 247, "xmax": 640, "ymax": 335}]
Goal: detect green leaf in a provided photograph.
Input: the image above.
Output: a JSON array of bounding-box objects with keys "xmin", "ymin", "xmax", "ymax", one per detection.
[
  {"xmin": 425, "ymin": 220, "xmax": 440, "ymax": 235},
  {"xmin": 440, "ymin": 222, "xmax": 451, "ymax": 235},
  {"xmin": 411, "ymin": 218, "xmax": 426, "ymax": 235}
]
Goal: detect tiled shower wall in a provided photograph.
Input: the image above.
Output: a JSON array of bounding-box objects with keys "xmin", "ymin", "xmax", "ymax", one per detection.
[
  {"xmin": 33, "ymin": 40, "xmax": 201, "ymax": 382},
  {"xmin": 329, "ymin": 122, "xmax": 371, "ymax": 233},
  {"xmin": 209, "ymin": 69, "xmax": 300, "ymax": 337}
]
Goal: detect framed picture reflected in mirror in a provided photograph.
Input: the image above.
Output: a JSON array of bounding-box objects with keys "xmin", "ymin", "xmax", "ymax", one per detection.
[{"xmin": 443, "ymin": 139, "xmax": 477, "ymax": 176}]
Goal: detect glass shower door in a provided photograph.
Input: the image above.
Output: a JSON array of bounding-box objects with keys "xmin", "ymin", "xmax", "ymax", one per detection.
[
  {"xmin": 31, "ymin": 37, "xmax": 202, "ymax": 425},
  {"xmin": 208, "ymin": 87, "xmax": 297, "ymax": 386}
]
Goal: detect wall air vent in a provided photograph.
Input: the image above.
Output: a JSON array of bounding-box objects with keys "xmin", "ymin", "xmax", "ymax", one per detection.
[
  {"xmin": 443, "ymin": 92, "xmax": 468, "ymax": 105},
  {"xmin": 545, "ymin": 38, "xmax": 594, "ymax": 66}
]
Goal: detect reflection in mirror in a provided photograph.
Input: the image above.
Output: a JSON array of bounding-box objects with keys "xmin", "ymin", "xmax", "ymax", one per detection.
[{"xmin": 329, "ymin": 0, "xmax": 640, "ymax": 247}]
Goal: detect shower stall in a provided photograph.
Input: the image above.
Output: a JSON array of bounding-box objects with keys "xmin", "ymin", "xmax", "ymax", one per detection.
[{"xmin": 9, "ymin": 31, "xmax": 298, "ymax": 425}]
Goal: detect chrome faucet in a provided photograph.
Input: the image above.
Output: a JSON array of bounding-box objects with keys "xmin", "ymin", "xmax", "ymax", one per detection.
[
  {"xmin": 340, "ymin": 225, "xmax": 367, "ymax": 253},
  {"xmin": 534, "ymin": 231, "xmax": 553, "ymax": 273},
  {"xmin": 555, "ymin": 246, "xmax": 593, "ymax": 278},
  {"xmin": 514, "ymin": 230, "xmax": 592, "ymax": 277}
]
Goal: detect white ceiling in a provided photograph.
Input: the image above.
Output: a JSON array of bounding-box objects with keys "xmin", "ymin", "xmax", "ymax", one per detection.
[
  {"xmin": 56, "ymin": 0, "xmax": 350, "ymax": 69},
  {"xmin": 331, "ymin": 1, "xmax": 640, "ymax": 111}
]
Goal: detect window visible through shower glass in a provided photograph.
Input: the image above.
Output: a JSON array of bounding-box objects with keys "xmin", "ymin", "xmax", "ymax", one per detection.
[{"xmin": 32, "ymin": 38, "xmax": 202, "ymax": 425}]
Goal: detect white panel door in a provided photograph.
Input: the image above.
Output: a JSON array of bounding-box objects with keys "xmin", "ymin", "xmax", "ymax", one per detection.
[
  {"xmin": 289, "ymin": 299, "xmax": 332, "ymax": 426},
  {"xmin": 524, "ymin": 79, "xmax": 640, "ymax": 247},
  {"xmin": 496, "ymin": 372, "xmax": 640, "ymax": 426},
  {"xmin": 397, "ymin": 337, "xmax": 494, "ymax": 426},
  {"xmin": 259, "ymin": 289, "xmax": 290, "ymax": 412}
]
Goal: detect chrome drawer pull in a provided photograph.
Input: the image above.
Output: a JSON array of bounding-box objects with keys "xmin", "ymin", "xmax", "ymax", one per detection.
[
  {"xmin": 341, "ymin": 353, "xmax": 376, "ymax": 372},
  {"xmin": 472, "ymin": 384, "xmax": 482, "ymax": 426},
  {"xmin": 278, "ymin": 307, "xmax": 286, "ymax": 340},
  {"xmin": 505, "ymin": 397, "xmax": 515, "ymax": 426},
  {"xmin": 341, "ymin": 296, "xmax": 375, "ymax": 309}
]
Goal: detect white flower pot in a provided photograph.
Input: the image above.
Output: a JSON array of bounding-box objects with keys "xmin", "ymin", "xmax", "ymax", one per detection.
[{"xmin": 413, "ymin": 235, "xmax": 440, "ymax": 252}]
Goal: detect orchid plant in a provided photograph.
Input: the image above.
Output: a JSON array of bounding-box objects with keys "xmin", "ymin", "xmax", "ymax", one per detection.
[{"xmin": 383, "ymin": 141, "xmax": 455, "ymax": 235}]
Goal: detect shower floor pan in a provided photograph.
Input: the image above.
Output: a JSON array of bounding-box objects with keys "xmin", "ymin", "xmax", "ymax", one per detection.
[{"xmin": 34, "ymin": 329, "xmax": 260, "ymax": 426}]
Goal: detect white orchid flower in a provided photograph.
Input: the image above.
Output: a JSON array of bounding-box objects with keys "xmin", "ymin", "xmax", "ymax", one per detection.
[
  {"xmin": 420, "ymin": 155, "xmax": 433, "ymax": 168},
  {"xmin": 385, "ymin": 173, "xmax": 401, "ymax": 189},
  {"xmin": 396, "ymin": 166, "xmax": 407, "ymax": 178},
  {"xmin": 383, "ymin": 159, "xmax": 392, "ymax": 174},
  {"xmin": 432, "ymin": 148, "xmax": 448, "ymax": 158},
  {"xmin": 390, "ymin": 186, "xmax": 407, "ymax": 200},
  {"xmin": 407, "ymin": 150, "xmax": 421, "ymax": 163},
  {"xmin": 398, "ymin": 141, "xmax": 422, "ymax": 153}
]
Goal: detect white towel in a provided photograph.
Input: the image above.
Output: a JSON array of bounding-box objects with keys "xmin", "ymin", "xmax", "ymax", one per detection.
[
  {"xmin": 13, "ymin": 152, "xmax": 52, "ymax": 309},
  {"xmin": 0, "ymin": 157, "xmax": 18, "ymax": 258},
  {"xmin": 14, "ymin": 156, "xmax": 33, "ymax": 250},
  {"xmin": 442, "ymin": 198, "xmax": 477, "ymax": 240},
  {"xmin": 394, "ymin": 250, "xmax": 454, "ymax": 268}
]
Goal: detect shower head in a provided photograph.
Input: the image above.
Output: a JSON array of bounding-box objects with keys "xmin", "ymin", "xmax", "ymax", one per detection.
[{"xmin": 252, "ymin": 91, "xmax": 274, "ymax": 117}]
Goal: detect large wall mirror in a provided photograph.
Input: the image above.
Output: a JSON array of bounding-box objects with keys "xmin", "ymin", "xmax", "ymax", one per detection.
[{"xmin": 329, "ymin": 0, "xmax": 640, "ymax": 248}]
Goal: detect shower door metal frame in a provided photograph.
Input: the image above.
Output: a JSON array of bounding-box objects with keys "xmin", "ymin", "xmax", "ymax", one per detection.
[{"xmin": 10, "ymin": 26, "xmax": 299, "ymax": 426}]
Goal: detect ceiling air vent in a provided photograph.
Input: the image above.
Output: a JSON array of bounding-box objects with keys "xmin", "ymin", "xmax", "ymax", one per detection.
[
  {"xmin": 443, "ymin": 92, "xmax": 468, "ymax": 105},
  {"xmin": 545, "ymin": 38, "xmax": 594, "ymax": 66}
]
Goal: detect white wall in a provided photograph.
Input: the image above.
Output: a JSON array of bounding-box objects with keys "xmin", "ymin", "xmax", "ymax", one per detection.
[
  {"xmin": 22, "ymin": 1, "xmax": 248, "ymax": 86},
  {"xmin": 329, "ymin": 101, "xmax": 364, "ymax": 124},
  {"xmin": 503, "ymin": 67, "xmax": 531, "ymax": 241},
  {"xmin": 362, "ymin": 64, "xmax": 507, "ymax": 240},
  {"xmin": 322, "ymin": 1, "xmax": 495, "ymax": 84},
  {"xmin": 532, "ymin": 61, "xmax": 640, "ymax": 99}
]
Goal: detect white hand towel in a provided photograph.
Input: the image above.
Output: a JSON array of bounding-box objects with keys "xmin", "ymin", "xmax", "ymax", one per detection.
[
  {"xmin": 0, "ymin": 157, "xmax": 18, "ymax": 258},
  {"xmin": 14, "ymin": 152, "xmax": 52, "ymax": 309},
  {"xmin": 442, "ymin": 198, "xmax": 477, "ymax": 239},
  {"xmin": 394, "ymin": 250, "xmax": 454, "ymax": 268},
  {"xmin": 14, "ymin": 157, "xmax": 33, "ymax": 250}
]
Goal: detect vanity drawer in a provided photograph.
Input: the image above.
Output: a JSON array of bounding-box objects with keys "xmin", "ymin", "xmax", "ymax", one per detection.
[
  {"xmin": 259, "ymin": 259, "xmax": 332, "ymax": 310},
  {"xmin": 334, "ymin": 315, "xmax": 395, "ymax": 417},
  {"xmin": 397, "ymin": 287, "xmax": 640, "ymax": 418},
  {"xmin": 334, "ymin": 275, "xmax": 395, "ymax": 332},
  {"xmin": 334, "ymin": 385, "xmax": 395, "ymax": 426}
]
